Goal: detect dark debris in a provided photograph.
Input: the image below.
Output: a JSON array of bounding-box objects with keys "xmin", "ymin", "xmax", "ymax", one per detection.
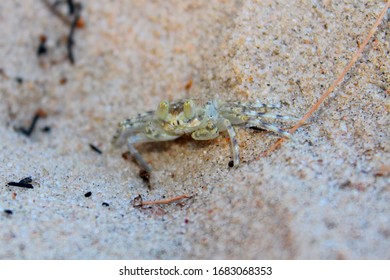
[
  {"xmin": 4, "ymin": 209, "xmax": 13, "ymax": 216},
  {"xmin": 139, "ymin": 169, "xmax": 151, "ymax": 189},
  {"xmin": 133, "ymin": 195, "xmax": 143, "ymax": 207},
  {"xmin": 84, "ymin": 191, "xmax": 92, "ymax": 198},
  {"xmin": 41, "ymin": 126, "xmax": 52, "ymax": 133},
  {"xmin": 42, "ymin": 0, "xmax": 84, "ymax": 64},
  {"xmin": 7, "ymin": 177, "xmax": 34, "ymax": 189},
  {"xmin": 37, "ymin": 35, "xmax": 48, "ymax": 56},
  {"xmin": 17, "ymin": 109, "xmax": 48, "ymax": 137},
  {"xmin": 15, "ymin": 77, "xmax": 24, "ymax": 84},
  {"xmin": 89, "ymin": 144, "xmax": 102, "ymax": 154}
]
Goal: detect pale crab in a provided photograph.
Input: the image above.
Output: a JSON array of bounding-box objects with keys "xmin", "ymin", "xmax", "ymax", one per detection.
[{"xmin": 112, "ymin": 98, "xmax": 296, "ymax": 172}]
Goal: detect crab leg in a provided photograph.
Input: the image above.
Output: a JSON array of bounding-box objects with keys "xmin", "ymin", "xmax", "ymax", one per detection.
[
  {"xmin": 127, "ymin": 135, "xmax": 152, "ymax": 173},
  {"xmin": 241, "ymin": 110, "xmax": 298, "ymax": 121},
  {"xmin": 224, "ymin": 100, "xmax": 281, "ymax": 110},
  {"xmin": 127, "ymin": 133, "xmax": 180, "ymax": 172},
  {"xmin": 221, "ymin": 103, "xmax": 297, "ymax": 121},
  {"xmin": 127, "ymin": 141, "xmax": 153, "ymax": 173},
  {"xmin": 222, "ymin": 118, "xmax": 240, "ymax": 167},
  {"xmin": 246, "ymin": 118, "xmax": 292, "ymax": 138}
]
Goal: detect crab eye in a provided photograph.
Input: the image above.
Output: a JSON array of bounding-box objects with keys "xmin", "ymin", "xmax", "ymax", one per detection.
[
  {"xmin": 183, "ymin": 99, "xmax": 195, "ymax": 119},
  {"xmin": 156, "ymin": 101, "xmax": 169, "ymax": 120}
]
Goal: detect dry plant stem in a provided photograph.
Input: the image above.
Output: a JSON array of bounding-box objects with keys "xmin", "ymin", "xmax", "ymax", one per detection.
[
  {"xmin": 260, "ymin": 1, "xmax": 390, "ymax": 158},
  {"xmin": 141, "ymin": 194, "xmax": 192, "ymax": 206}
]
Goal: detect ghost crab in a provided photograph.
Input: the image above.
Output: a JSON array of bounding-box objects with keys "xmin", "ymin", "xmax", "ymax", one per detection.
[{"xmin": 113, "ymin": 98, "xmax": 296, "ymax": 172}]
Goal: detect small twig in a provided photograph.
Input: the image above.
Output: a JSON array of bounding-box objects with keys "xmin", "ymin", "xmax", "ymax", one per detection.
[
  {"xmin": 42, "ymin": 0, "xmax": 72, "ymax": 26},
  {"xmin": 89, "ymin": 144, "xmax": 103, "ymax": 154},
  {"xmin": 67, "ymin": 0, "xmax": 75, "ymax": 15},
  {"xmin": 18, "ymin": 109, "xmax": 47, "ymax": 137},
  {"xmin": 18, "ymin": 114, "xmax": 39, "ymax": 136},
  {"xmin": 133, "ymin": 194, "xmax": 193, "ymax": 207},
  {"xmin": 259, "ymin": 2, "xmax": 390, "ymax": 158},
  {"xmin": 42, "ymin": 0, "xmax": 83, "ymax": 64},
  {"xmin": 67, "ymin": 4, "xmax": 81, "ymax": 64}
]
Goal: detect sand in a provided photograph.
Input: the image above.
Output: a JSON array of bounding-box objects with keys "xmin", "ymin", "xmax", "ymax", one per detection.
[{"xmin": 0, "ymin": 0, "xmax": 389, "ymax": 259}]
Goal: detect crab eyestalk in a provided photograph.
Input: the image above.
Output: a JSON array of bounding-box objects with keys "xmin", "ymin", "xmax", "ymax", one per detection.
[
  {"xmin": 183, "ymin": 99, "xmax": 195, "ymax": 119},
  {"xmin": 156, "ymin": 101, "xmax": 169, "ymax": 120}
]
